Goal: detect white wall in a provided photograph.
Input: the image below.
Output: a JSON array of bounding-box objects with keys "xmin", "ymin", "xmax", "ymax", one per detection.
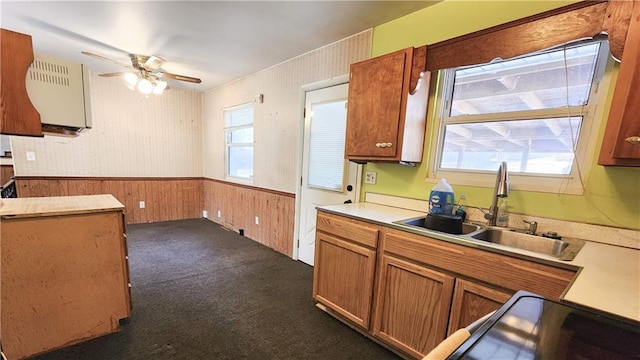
[
  {"xmin": 203, "ymin": 30, "xmax": 372, "ymax": 193},
  {"xmin": 11, "ymin": 74, "xmax": 203, "ymax": 177}
]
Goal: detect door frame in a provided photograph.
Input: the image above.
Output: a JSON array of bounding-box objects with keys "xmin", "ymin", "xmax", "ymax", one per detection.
[{"xmin": 292, "ymin": 74, "xmax": 362, "ymax": 261}]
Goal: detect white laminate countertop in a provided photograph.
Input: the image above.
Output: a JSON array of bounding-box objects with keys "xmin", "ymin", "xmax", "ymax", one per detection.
[
  {"xmin": 0, "ymin": 194, "xmax": 125, "ymax": 219},
  {"xmin": 318, "ymin": 202, "xmax": 640, "ymax": 322}
]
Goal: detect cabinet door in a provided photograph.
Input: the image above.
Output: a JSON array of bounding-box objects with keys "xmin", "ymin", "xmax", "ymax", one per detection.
[
  {"xmin": 312, "ymin": 232, "xmax": 377, "ymax": 329},
  {"xmin": 373, "ymin": 255, "xmax": 455, "ymax": 359},
  {"xmin": 345, "ymin": 48, "xmax": 408, "ymax": 159},
  {"xmin": 0, "ymin": 29, "xmax": 42, "ymax": 137},
  {"xmin": 447, "ymin": 279, "xmax": 512, "ymax": 336},
  {"xmin": 598, "ymin": 1, "xmax": 640, "ymax": 166}
]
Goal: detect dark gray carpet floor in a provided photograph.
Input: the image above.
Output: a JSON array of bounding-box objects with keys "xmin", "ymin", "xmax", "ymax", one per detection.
[{"xmin": 31, "ymin": 219, "xmax": 401, "ymax": 360}]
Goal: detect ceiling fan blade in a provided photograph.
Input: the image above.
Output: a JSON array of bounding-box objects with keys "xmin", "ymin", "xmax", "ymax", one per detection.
[
  {"xmin": 82, "ymin": 51, "xmax": 134, "ymax": 69},
  {"xmin": 161, "ymin": 72, "xmax": 202, "ymax": 84},
  {"xmin": 99, "ymin": 72, "xmax": 130, "ymax": 77}
]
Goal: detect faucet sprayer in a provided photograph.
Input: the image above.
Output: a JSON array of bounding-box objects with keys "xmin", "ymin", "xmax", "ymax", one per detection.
[{"xmin": 485, "ymin": 161, "xmax": 509, "ymax": 226}]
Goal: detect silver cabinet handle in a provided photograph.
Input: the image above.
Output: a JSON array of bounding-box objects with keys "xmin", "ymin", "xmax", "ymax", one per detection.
[
  {"xmin": 625, "ymin": 136, "xmax": 640, "ymax": 145},
  {"xmin": 375, "ymin": 142, "xmax": 393, "ymax": 148}
]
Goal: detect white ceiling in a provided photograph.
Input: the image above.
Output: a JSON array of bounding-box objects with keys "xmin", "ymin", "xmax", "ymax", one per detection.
[{"xmin": 1, "ymin": 1, "xmax": 438, "ymax": 91}]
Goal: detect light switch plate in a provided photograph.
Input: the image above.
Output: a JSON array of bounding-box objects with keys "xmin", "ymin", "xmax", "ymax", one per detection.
[{"xmin": 26, "ymin": 151, "xmax": 36, "ymax": 161}]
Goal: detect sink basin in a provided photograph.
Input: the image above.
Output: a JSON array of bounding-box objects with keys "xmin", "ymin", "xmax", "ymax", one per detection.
[
  {"xmin": 470, "ymin": 229, "xmax": 583, "ymax": 260},
  {"xmin": 395, "ymin": 217, "xmax": 584, "ymax": 261},
  {"xmin": 398, "ymin": 217, "xmax": 480, "ymax": 235}
]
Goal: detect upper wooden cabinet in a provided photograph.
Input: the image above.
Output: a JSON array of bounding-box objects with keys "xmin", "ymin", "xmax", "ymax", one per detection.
[
  {"xmin": 345, "ymin": 46, "xmax": 429, "ymax": 164},
  {"xmin": 599, "ymin": 1, "xmax": 640, "ymax": 166},
  {"xmin": 0, "ymin": 29, "xmax": 42, "ymax": 137}
]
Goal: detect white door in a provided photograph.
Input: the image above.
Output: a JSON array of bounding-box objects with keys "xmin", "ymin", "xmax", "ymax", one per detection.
[{"xmin": 298, "ymin": 84, "xmax": 360, "ymax": 266}]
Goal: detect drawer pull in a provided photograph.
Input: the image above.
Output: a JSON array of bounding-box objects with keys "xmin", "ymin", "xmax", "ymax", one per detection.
[
  {"xmin": 375, "ymin": 142, "xmax": 393, "ymax": 148},
  {"xmin": 624, "ymin": 136, "xmax": 640, "ymax": 145}
]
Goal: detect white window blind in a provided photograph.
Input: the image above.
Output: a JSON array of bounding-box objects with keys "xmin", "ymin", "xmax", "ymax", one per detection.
[{"xmin": 307, "ymin": 100, "xmax": 347, "ymax": 191}]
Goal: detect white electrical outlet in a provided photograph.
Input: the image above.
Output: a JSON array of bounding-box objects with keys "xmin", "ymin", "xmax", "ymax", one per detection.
[
  {"xmin": 26, "ymin": 151, "xmax": 36, "ymax": 161},
  {"xmin": 139, "ymin": 201, "xmax": 145, "ymax": 209},
  {"xmin": 202, "ymin": 210, "xmax": 208, "ymax": 218},
  {"xmin": 255, "ymin": 216, "xmax": 259, "ymax": 225},
  {"xmin": 217, "ymin": 210, "xmax": 221, "ymax": 218},
  {"xmin": 365, "ymin": 171, "xmax": 377, "ymax": 184}
]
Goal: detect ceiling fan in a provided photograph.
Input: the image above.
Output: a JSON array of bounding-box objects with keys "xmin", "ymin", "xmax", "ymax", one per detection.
[{"xmin": 81, "ymin": 51, "xmax": 201, "ymax": 95}]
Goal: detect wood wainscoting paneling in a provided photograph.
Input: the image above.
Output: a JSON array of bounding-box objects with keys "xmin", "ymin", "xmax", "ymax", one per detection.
[
  {"xmin": 15, "ymin": 177, "xmax": 203, "ymax": 224},
  {"xmin": 203, "ymin": 178, "xmax": 295, "ymax": 257},
  {"xmin": 1, "ymin": 164, "xmax": 14, "ymax": 185}
]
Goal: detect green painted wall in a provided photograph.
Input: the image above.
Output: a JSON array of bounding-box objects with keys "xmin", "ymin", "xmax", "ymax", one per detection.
[{"xmin": 362, "ymin": 1, "xmax": 640, "ymax": 230}]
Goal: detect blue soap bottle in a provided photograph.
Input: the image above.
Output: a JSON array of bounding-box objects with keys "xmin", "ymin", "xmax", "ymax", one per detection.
[{"xmin": 429, "ymin": 178, "xmax": 454, "ymax": 215}]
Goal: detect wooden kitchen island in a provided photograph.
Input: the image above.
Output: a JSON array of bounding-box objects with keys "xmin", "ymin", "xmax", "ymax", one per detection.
[{"xmin": 0, "ymin": 194, "xmax": 131, "ymax": 360}]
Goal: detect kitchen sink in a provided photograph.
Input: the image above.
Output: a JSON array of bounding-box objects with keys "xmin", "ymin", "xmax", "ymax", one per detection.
[
  {"xmin": 471, "ymin": 229, "xmax": 568, "ymax": 256},
  {"xmin": 398, "ymin": 216, "xmax": 480, "ymax": 235},
  {"xmin": 469, "ymin": 228, "xmax": 585, "ymax": 261},
  {"xmin": 394, "ymin": 216, "xmax": 584, "ymax": 261}
]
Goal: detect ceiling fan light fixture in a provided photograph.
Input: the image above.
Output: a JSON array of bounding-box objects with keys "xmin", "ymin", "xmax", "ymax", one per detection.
[
  {"xmin": 137, "ymin": 78, "xmax": 154, "ymax": 95},
  {"xmin": 152, "ymin": 80, "xmax": 168, "ymax": 95},
  {"xmin": 124, "ymin": 72, "xmax": 138, "ymax": 86},
  {"xmin": 123, "ymin": 72, "xmax": 138, "ymax": 91}
]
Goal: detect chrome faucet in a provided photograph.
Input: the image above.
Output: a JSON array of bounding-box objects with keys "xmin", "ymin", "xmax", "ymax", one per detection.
[
  {"xmin": 523, "ymin": 219, "xmax": 538, "ymax": 235},
  {"xmin": 484, "ymin": 161, "xmax": 509, "ymax": 226}
]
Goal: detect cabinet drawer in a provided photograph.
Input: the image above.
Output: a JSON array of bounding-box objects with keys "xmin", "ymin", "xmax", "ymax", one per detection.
[
  {"xmin": 317, "ymin": 212, "xmax": 379, "ymax": 248},
  {"xmin": 381, "ymin": 228, "xmax": 577, "ymax": 299}
]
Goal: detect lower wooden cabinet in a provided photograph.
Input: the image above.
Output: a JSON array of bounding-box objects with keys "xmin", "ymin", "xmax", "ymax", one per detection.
[
  {"xmin": 312, "ymin": 211, "xmax": 577, "ymax": 359},
  {"xmin": 373, "ymin": 255, "xmax": 454, "ymax": 358},
  {"xmin": 1, "ymin": 206, "xmax": 131, "ymax": 360},
  {"xmin": 313, "ymin": 232, "xmax": 377, "ymax": 328},
  {"xmin": 312, "ymin": 212, "xmax": 379, "ymax": 329},
  {"xmin": 447, "ymin": 279, "xmax": 512, "ymax": 336}
]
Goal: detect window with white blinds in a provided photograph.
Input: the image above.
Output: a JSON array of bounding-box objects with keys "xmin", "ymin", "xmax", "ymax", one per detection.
[{"xmin": 307, "ymin": 100, "xmax": 347, "ymax": 191}]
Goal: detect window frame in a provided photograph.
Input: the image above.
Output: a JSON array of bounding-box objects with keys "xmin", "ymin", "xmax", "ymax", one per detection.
[
  {"xmin": 223, "ymin": 102, "xmax": 254, "ymax": 183},
  {"xmin": 428, "ymin": 39, "xmax": 613, "ymax": 195}
]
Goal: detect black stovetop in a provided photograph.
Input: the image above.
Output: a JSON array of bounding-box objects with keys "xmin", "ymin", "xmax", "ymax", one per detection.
[{"xmin": 448, "ymin": 291, "xmax": 640, "ymax": 360}]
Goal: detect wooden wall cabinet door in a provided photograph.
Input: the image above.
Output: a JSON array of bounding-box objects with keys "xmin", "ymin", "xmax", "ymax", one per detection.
[
  {"xmin": 372, "ymin": 254, "xmax": 454, "ymax": 359},
  {"xmin": 312, "ymin": 212, "xmax": 379, "ymax": 329},
  {"xmin": 0, "ymin": 28, "xmax": 42, "ymax": 137},
  {"xmin": 447, "ymin": 279, "xmax": 512, "ymax": 336},
  {"xmin": 345, "ymin": 46, "xmax": 429, "ymax": 164},
  {"xmin": 599, "ymin": 1, "xmax": 640, "ymax": 166}
]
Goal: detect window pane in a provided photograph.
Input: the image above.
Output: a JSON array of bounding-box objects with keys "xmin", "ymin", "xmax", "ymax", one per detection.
[
  {"xmin": 227, "ymin": 127, "xmax": 253, "ymax": 144},
  {"xmin": 450, "ymin": 43, "xmax": 600, "ymax": 116},
  {"xmin": 228, "ymin": 146, "xmax": 253, "ymax": 178},
  {"xmin": 308, "ymin": 100, "xmax": 347, "ymax": 191},
  {"xmin": 225, "ymin": 105, "xmax": 253, "ymax": 127},
  {"xmin": 440, "ymin": 117, "xmax": 581, "ymax": 175}
]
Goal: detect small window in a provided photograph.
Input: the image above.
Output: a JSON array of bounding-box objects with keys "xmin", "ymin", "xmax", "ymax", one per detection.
[
  {"xmin": 224, "ymin": 103, "xmax": 254, "ymax": 181},
  {"xmin": 432, "ymin": 39, "xmax": 611, "ymax": 193}
]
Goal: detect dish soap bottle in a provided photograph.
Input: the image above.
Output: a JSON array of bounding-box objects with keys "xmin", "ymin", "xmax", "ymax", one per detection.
[
  {"xmin": 496, "ymin": 198, "xmax": 509, "ymax": 227},
  {"xmin": 429, "ymin": 178, "xmax": 454, "ymax": 215},
  {"xmin": 455, "ymin": 194, "xmax": 467, "ymax": 222}
]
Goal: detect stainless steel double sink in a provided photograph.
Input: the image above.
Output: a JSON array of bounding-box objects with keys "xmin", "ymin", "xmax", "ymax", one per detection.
[{"xmin": 394, "ymin": 216, "xmax": 585, "ymax": 261}]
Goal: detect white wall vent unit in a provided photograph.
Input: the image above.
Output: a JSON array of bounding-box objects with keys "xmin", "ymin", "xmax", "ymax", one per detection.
[{"xmin": 26, "ymin": 54, "xmax": 92, "ymax": 134}]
